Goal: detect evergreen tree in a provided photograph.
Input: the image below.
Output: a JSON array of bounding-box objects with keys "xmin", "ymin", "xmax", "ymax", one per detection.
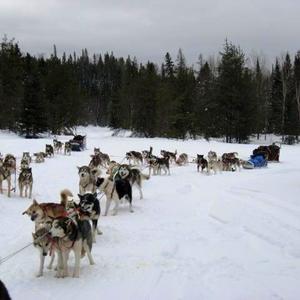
[
  {"xmin": 216, "ymin": 40, "xmax": 254, "ymax": 142},
  {"xmin": 282, "ymin": 53, "xmax": 297, "ymax": 136},
  {"xmin": 19, "ymin": 54, "xmax": 47, "ymax": 136},
  {"xmin": 0, "ymin": 37, "xmax": 23, "ymax": 130},
  {"xmin": 171, "ymin": 49, "xmax": 195, "ymax": 138},
  {"xmin": 194, "ymin": 61, "xmax": 216, "ymax": 138},
  {"xmin": 269, "ymin": 59, "xmax": 282, "ymax": 134},
  {"xmin": 294, "ymin": 51, "xmax": 300, "ymax": 135}
]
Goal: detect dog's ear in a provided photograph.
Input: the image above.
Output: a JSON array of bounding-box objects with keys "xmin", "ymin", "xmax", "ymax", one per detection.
[
  {"xmin": 77, "ymin": 166, "xmax": 81, "ymax": 170},
  {"xmin": 78, "ymin": 194, "xmax": 83, "ymax": 200},
  {"xmin": 22, "ymin": 210, "xmax": 28, "ymax": 215},
  {"xmin": 33, "ymin": 199, "xmax": 38, "ymax": 205},
  {"xmin": 32, "ymin": 232, "xmax": 37, "ymax": 239},
  {"xmin": 29, "ymin": 168, "xmax": 32, "ymax": 172},
  {"xmin": 93, "ymin": 192, "xmax": 98, "ymax": 198}
]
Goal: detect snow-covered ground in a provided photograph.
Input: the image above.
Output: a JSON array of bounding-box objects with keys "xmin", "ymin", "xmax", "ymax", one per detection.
[{"xmin": 0, "ymin": 127, "xmax": 299, "ymax": 300}]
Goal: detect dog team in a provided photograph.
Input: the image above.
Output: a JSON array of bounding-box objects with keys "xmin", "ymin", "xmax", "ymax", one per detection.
[
  {"xmin": 0, "ymin": 139, "xmax": 72, "ymax": 198},
  {"xmin": 2, "ymin": 140, "xmax": 246, "ymax": 279}
]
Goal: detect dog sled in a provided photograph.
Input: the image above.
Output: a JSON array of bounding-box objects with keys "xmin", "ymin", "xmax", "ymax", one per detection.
[
  {"xmin": 243, "ymin": 154, "xmax": 268, "ymax": 169},
  {"xmin": 69, "ymin": 135, "xmax": 86, "ymax": 151},
  {"xmin": 252, "ymin": 143, "xmax": 280, "ymax": 162}
]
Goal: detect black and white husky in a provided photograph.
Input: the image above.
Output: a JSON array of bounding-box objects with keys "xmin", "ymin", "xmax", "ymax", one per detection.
[
  {"xmin": 50, "ymin": 217, "xmax": 95, "ymax": 278},
  {"xmin": 116, "ymin": 164, "xmax": 149, "ymax": 199},
  {"xmin": 78, "ymin": 193, "xmax": 102, "ymax": 242},
  {"xmin": 96, "ymin": 177, "xmax": 133, "ymax": 216}
]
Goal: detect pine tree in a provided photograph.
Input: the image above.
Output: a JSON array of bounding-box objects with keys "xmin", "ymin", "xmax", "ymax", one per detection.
[
  {"xmin": 269, "ymin": 59, "xmax": 283, "ymax": 134},
  {"xmin": 0, "ymin": 37, "xmax": 23, "ymax": 130},
  {"xmin": 171, "ymin": 49, "xmax": 196, "ymax": 139},
  {"xmin": 216, "ymin": 40, "xmax": 254, "ymax": 142},
  {"xmin": 281, "ymin": 53, "xmax": 295, "ymax": 136},
  {"xmin": 294, "ymin": 51, "xmax": 300, "ymax": 135},
  {"xmin": 19, "ymin": 54, "xmax": 48, "ymax": 136},
  {"xmin": 194, "ymin": 61, "xmax": 216, "ymax": 138}
]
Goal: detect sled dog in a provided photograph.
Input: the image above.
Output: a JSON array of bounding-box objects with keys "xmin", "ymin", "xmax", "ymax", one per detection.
[
  {"xmin": 78, "ymin": 166, "xmax": 100, "ymax": 194},
  {"xmin": 78, "ymin": 192, "xmax": 101, "ymax": 242},
  {"xmin": 45, "ymin": 144, "xmax": 54, "ymax": 157},
  {"xmin": 176, "ymin": 153, "xmax": 188, "ymax": 166},
  {"xmin": 22, "ymin": 189, "xmax": 71, "ymax": 228},
  {"xmin": 96, "ymin": 177, "xmax": 133, "ymax": 216},
  {"xmin": 50, "ymin": 217, "xmax": 95, "ymax": 278},
  {"xmin": 18, "ymin": 167, "xmax": 33, "ymax": 198},
  {"xmin": 126, "ymin": 151, "xmax": 143, "ymax": 165}
]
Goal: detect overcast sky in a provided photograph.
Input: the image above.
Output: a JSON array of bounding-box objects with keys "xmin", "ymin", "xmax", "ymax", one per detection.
[{"xmin": 0, "ymin": 0, "xmax": 299, "ymax": 66}]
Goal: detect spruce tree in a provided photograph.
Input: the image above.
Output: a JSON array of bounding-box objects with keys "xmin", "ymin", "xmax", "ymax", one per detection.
[{"xmin": 19, "ymin": 54, "xmax": 47, "ymax": 136}]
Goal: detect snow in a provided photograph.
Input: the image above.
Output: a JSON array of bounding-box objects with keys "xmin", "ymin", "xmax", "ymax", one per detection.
[{"xmin": 0, "ymin": 127, "xmax": 299, "ymax": 300}]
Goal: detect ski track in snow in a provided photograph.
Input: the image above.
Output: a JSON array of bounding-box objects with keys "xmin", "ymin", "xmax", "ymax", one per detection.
[{"xmin": 0, "ymin": 127, "xmax": 300, "ymax": 300}]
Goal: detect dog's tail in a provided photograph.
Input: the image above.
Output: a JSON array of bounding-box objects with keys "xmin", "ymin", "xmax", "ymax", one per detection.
[{"xmin": 60, "ymin": 189, "xmax": 73, "ymax": 207}]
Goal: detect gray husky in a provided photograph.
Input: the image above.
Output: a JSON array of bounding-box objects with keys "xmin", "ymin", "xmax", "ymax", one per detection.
[
  {"xmin": 77, "ymin": 166, "xmax": 100, "ymax": 194},
  {"xmin": 32, "ymin": 225, "xmax": 55, "ymax": 277},
  {"xmin": 18, "ymin": 167, "xmax": 33, "ymax": 198}
]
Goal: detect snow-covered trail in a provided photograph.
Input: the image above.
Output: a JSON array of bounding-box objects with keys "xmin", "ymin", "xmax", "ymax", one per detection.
[{"xmin": 0, "ymin": 127, "xmax": 299, "ymax": 300}]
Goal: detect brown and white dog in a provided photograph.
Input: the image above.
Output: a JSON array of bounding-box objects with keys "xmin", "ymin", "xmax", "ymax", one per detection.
[{"xmin": 22, "ymin": 189, "xmax": 72, "ymax": 229}]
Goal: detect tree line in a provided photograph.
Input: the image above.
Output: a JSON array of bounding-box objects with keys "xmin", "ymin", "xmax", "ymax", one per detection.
[{"xmin": 0, "ymin": 36, "xmax": 299, "ymax": 142}]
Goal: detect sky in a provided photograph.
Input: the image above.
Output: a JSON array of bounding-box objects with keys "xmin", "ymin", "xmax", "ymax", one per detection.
[{"xmin": 0, "ymin": 0, "xmax": 299, "ymax": 67}]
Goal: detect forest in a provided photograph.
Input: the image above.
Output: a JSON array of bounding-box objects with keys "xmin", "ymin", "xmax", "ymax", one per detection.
[{"xmin": 0, "ymin": 36, "xmax": 299, "ymax": 142}]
